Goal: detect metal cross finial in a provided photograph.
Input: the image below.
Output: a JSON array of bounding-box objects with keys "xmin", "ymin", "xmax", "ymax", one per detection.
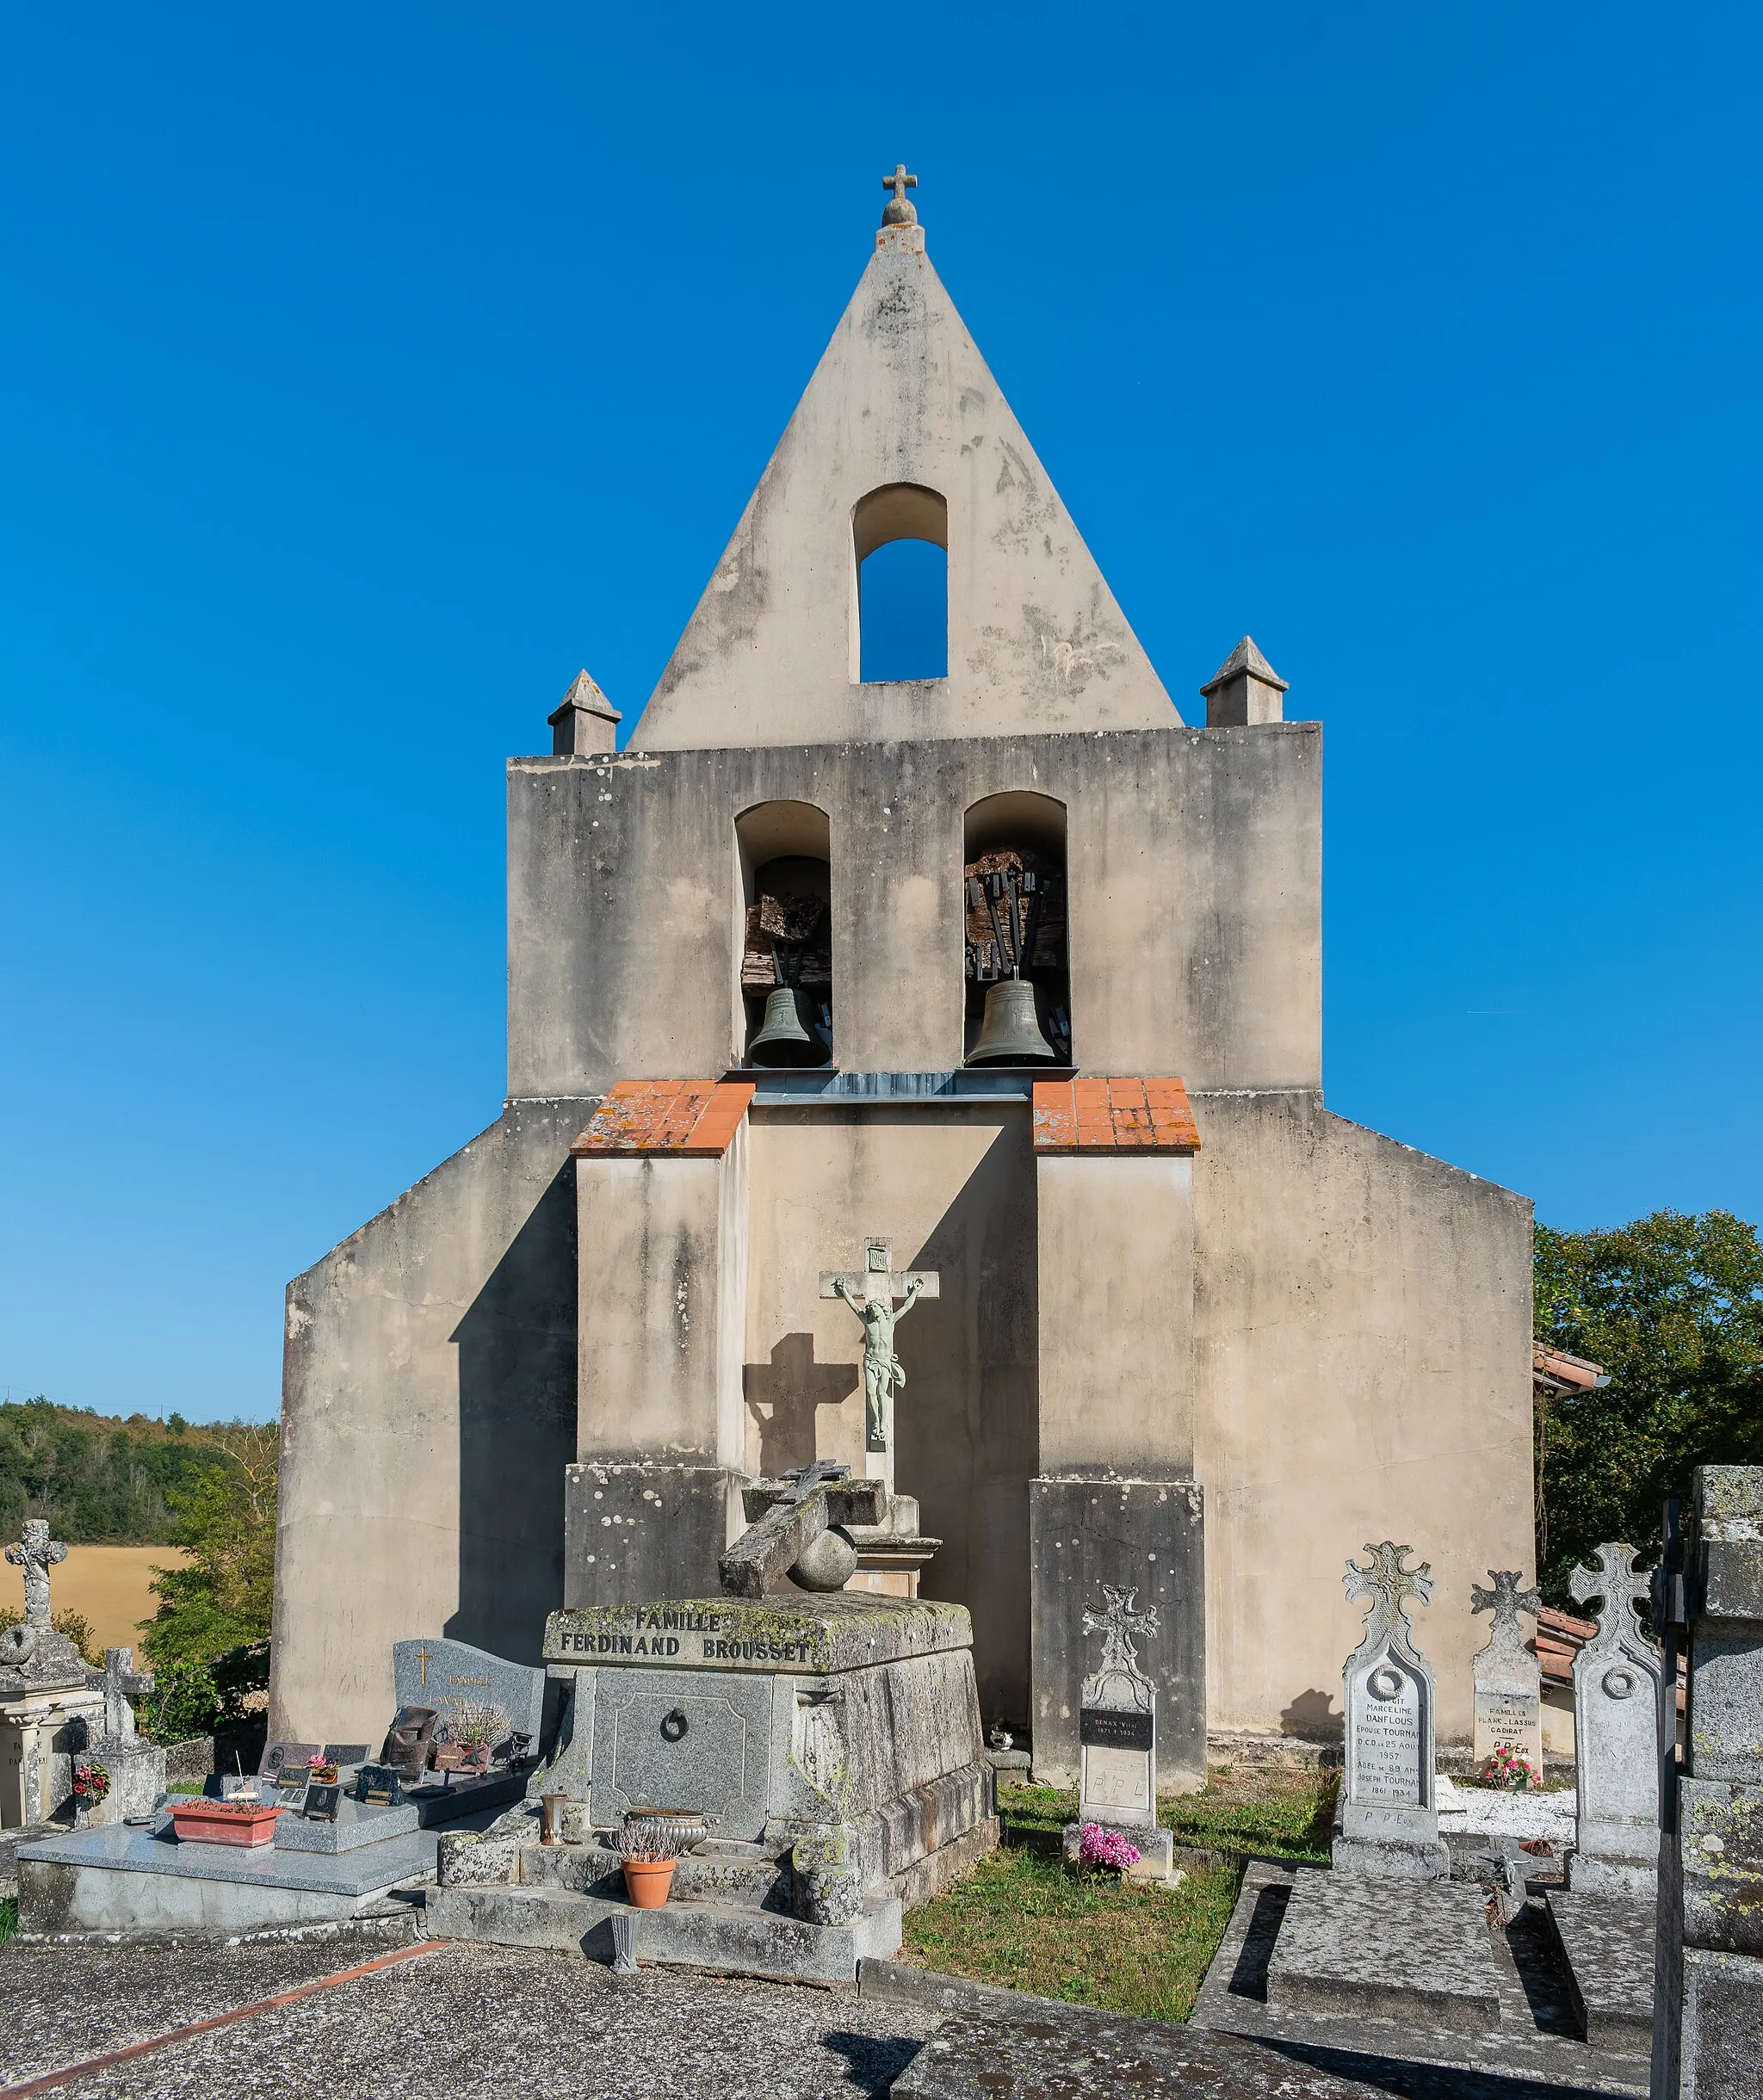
[{"xmin": 882, "ymin": 164, "xmax": 919, "ymax": 226}]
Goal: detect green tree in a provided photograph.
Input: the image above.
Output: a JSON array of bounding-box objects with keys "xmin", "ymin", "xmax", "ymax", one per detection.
[
  {"xmin": 1534, "ymin": 1208, "xmax": 1763, "ymax": 1603},
  {"xmin": 139, "ymin": 1423, "xmax": 278, "ymax": 1671}
]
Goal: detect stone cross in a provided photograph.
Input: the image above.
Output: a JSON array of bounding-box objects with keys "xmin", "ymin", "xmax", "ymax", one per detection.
[
  {"xmin": 1568, "ymin": 1541, "xmax": 1653, "ymax": 1639},
  {"xmin": 720, "ymin": 1461, "xmax": 887, "ymax": 1598},
  {"xmin": 1344, "ymin": 1541, "xmax": 1432, "ymax": 1661},
  {"xmin": 1471, "ymin": 1569, "xmax": 1541, "ymax": 1666},
  {"xmin": 1081, "ymin": 1585, "xmax": 1160, "ymax": 1705},
  {"xmin": 882, "ymin": 164, "xmax": 919, "ymax": 224},
  {"xmin": 4, "ymin": 1519, "xmax": 67, "ymax": 1628},
  {"xmin": 819, "ymin": 1236, "xmax": 939, "ymax": 1494},
  {"xmin": 102, "ymin": 1646, "xmax": 155, "ymax": 1744}
]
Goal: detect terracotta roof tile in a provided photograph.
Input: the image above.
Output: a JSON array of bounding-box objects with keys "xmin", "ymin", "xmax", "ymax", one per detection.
[
  {"xmin": 1033, "ymin": 1078, "xmax": 1201, "ymax": 1154},
  {"xmin": 572, "ymin": 1079, "xmax": 757, "ymax": 1158}
]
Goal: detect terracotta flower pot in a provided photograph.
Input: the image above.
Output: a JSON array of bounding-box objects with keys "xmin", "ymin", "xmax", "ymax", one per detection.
[
  {"xmin": 622, "ymin": 1856, "xmax": 677, "ymax": 1908},
  {"xmin": 170, "ymin": 1800, "xmax": 283, "ymax": 1848}
]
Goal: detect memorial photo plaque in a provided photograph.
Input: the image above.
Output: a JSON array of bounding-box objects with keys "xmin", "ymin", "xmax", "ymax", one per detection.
[{"xmin": 302, "ymin": 1782, "xmax": 342, "ymax": 1820}]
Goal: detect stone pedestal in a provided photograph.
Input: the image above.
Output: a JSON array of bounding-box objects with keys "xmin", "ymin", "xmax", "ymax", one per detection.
[
  {"xmin": 562, "ymin": 1461, "xmax": 744, "ymax": 1609},
  {"xmin": 0, "ymin": 1683, "xmax": 105, "ymax": 1829},
  {"xmin": 75, "ymin": 1736, "xmax": 166, "ymax": 1828},
  {"xmin": 534, "ymin": 1591, "xmax": 995, "ymax": 1924},
  {"xmin": 1027, "ymin": 1478, "xmax": 1204, "ymax": 1794},
  {"xmin": 1655, "ymin": 1467, "xmax": 1763, "ymax": 2100}
]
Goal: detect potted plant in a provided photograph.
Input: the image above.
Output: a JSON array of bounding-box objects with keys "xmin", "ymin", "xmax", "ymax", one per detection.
[
  {"xmin": 433, "ymin": 1702, "xmax": 507, "ymax": 1776},
  {"xmin": 169, "ymin": 1797, "xmax": 284, "ymax": 1847},
  {"xmin": 617, "ymin": 1811, "xmax": 686, "ymax": 1907},
  {"xmin": 1073, "ymin": 1821, "xmax": 1141, "ymax": 1875}
]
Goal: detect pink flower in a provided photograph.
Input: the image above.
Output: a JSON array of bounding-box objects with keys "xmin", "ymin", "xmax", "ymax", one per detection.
[{"xmin": 1076, "ymin": 1822, "xmax": 1141, "ymax": 1871}]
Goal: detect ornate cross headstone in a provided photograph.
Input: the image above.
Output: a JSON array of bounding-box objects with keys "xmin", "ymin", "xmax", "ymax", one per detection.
[
  {"xmin": 0, "ymin": 1518, "xmax": 84, "ymax": 1689},
  {"xmin": 1334, "ymin": 1541, "xmax": 1448, "ymax": 1881},
  {"xmin": 819, "ymin": 1236, "xmax": 939, "ymax": 1497},
  {"xmin": 1469, "ymin": 1568, "xmax": 1543, "ymax": 1777},
  {"xmin": 1567, "ymin": 1541, "xmax": 1662, "ymax": 1896},
  {"xmin": 1077, "ymin": 1586, "xmax": 1159, "ymax": 1834}
]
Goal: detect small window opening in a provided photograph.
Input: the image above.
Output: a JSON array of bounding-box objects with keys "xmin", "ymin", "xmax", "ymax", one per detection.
[
  {"xmin": 962, "ymin": 794, "xmax": 1071, "ymax": 1066},
  {"xmin": 854, "ymin": 483, "xmax": 948, "ymax": 684}
]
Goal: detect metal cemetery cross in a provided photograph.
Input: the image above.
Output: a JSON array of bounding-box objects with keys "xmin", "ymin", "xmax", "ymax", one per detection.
[{"xmin": 819, "ymin": 1236, "xmax": 939, "ymax": 1496}]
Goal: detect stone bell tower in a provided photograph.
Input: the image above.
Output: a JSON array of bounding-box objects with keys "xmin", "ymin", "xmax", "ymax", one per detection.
[{"xmin": 275, "ymin": 171, "xmax": 1534, "ymax": 1783}]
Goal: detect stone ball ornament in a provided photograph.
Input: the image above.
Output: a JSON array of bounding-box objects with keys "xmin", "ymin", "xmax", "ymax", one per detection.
[
  {"xmin": 789, "ymin": 1527, "xmax": 858, "ymax": 1593},
  {"xmin": 0, "ymin": 1623, "xmax": 39, "ymax": 1666}
]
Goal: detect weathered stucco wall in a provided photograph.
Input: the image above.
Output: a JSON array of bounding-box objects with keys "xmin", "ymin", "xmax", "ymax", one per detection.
[
  {"xmin": 1191, "ymin": 1090, "xmax": 1535, "ymax": 1746},
  {"xmin": 506, "ymin": 724, "xmax": 1321, "ymax": 1099},
  {"xmin": 272, "ymin": 1100, "xmax": 585, "ymax": 1743},
  {"xmin": 575, "ymin": 1128, "xmax": 747, "ymax": 1469},
  {"xmin": 1036, "ymin": 1152, "xmax": 1195, "ymax": 1478},
  {"xmin": 742, "ymin": 1107, "xmax": 1037, "ymax": 1720},
  {"xmin": 631, "ymin": 229, "xmax": 1181, "ymax": 752}
]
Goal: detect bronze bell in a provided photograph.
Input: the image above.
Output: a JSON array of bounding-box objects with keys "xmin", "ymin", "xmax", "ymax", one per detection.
[
  {"xmin": 748, "ymin": 987, "xmax": 829, "ymax": 1068},
  {"xmin": 966, "ymin": 978, "xmax": 1059, "ymax": 1065}
]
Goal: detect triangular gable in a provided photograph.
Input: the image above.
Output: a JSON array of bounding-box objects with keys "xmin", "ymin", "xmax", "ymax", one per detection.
[{"xmin": 631, "ymin": 224, "xmax": 1182, "ymax": 751}]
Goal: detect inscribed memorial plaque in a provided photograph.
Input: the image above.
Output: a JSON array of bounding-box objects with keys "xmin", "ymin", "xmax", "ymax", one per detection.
[
  {"xmin": 1075, "ymin": 1586, "xmax": 1159, "ymax": 1834},
  {"xmin": 1469, "ymin": 1569, "xmax": 1543, "ymax": 1774},
  {"xmin": 1335, "ymin": 1541, "xmax": 1448, "ymax": 1879},
  {"xmin": 393, "ymin": 1636, "xmax": 547, "ymax": 1745}
]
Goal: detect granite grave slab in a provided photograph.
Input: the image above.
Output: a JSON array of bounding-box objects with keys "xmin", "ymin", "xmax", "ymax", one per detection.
[
  {"xmin": 393, "ymin": 1636, "xmax": 548, "ymax": 1748},
  {"xmin": 1265, "ymin": 1867, "xmax": 1504, "ymax": 2031},
  {"xmin": 1547, "ymin": 1888, "xmax": 1655, "ymax": 2050}
]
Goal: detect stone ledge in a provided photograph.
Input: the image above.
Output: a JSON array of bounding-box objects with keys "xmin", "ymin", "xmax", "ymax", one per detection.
[{"xmin": 1266, "ymin": 1868, "xmax": 1503, "ymax": 2033}]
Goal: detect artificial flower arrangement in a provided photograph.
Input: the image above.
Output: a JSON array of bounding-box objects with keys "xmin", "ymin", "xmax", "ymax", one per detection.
[
  {"xmin": 71, "ymin": 1761, "xmax": 110, "ymax": 1805},
  {"xmin": 1075, "ymin": 1821, "xmax": 1141, "ymax": 1872},
  {"xmin": 1478, "ymin": 1744, "xmax": 1540, "ymax": 1791}
]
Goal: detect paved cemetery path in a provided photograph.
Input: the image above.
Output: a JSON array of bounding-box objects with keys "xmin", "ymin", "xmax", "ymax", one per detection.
[{"xmin": 0, "ymin": 1936, "xmax": 943, "ymax": 2098}]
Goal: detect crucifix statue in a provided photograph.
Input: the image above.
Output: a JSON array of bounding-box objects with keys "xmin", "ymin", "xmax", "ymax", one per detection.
[{"xmin": 820, "ymin": 1236, "xmax": 939, "ymax": 1493}]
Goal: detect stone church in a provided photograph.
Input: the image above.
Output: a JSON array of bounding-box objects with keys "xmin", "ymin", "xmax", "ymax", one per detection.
[{"xmin": 272, "ymin": 177, "xmax": 1534, "ymax": 1786}]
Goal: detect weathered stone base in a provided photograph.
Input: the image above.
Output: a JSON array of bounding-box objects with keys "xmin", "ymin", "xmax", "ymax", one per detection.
[
  {"xmin": 1546, "ymin": 1887, "xmax": 1655, "ymax": 2049},
  {"xmin": 1568, "ymin": 1849, "xmax": 1658, "ymax": 1899},
  {"xmin": 1061, "ymin": 1822, "xmax": 1184, "ymax": 1885},
  {"xmin": 1675, "ymin": 1946, "xmax": 1763, "ymax": 2096},
  {"xmin": 75, "ymin": 1738, "xmax": 166, "ymax": 1827},
  {"xmin": 891, "ymin": 1814, "xmax": 998, "ymax": 1907},
  {"xmin": 424, "ymin": 1881, "xmax": 903, "ymax": 1982},
  {"xmin": 1329, "ymin": 1832, "xmax": 1451, "ymax": 1881},
  {"xmin": 1027, "ymin": 1476, "xmax": 1204, "ymax": 1794},
  {"xmin": 17, "ymin": 1824, "xmax": 439, "ymax": 1936},
  {"xmin": 1266, "ymin": 1868, "xmax": 1503, "ymax": 2032}
]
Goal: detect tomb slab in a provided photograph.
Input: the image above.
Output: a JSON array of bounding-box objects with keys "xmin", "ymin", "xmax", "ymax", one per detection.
[
  {"xmin": 1265, "ymin": 1868, "xmax": 1504, "ymax": 2032},
  {"xmin": 1547, "ymin": 1888, "xmax": 1656, "ymax": 2050}
]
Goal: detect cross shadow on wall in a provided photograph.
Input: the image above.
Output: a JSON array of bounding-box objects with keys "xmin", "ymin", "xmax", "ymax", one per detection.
[
  {"xmin": 448, "ymin": 1158, "xmax": 578, "ymax": 1664},
  {"xmin": 743, "ymin": 1335, "xmax": 858, "ymax": 1477}
]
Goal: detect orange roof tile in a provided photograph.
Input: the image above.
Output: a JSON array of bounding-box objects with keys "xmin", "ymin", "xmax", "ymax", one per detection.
[
  {"xmin": 572, "ymin": 1079, "xmax": 757, "ymax": 1159},
  {"xmin": 1032, "ymin": 1078, "xmax": 1200, "ymax": 1154}
]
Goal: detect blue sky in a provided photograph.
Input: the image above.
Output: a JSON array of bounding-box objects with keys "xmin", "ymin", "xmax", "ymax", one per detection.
[{"xmin": 3, "ymin": 5, "xmax": 1759, "ymax": 1424}]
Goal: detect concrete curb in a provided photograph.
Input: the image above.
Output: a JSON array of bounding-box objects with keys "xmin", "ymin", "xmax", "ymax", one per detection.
[{"xmin": 857, "ymin": 1958, "xmax": 1075, "ymax": 2020}]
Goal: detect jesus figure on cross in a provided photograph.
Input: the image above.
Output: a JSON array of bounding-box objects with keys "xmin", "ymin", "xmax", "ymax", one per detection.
[{"xmin": 833, "ymin": 1271, "xmax": 926, "ymax": 1453}]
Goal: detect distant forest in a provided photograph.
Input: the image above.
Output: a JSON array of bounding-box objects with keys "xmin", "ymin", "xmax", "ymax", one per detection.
[{"xmin": 0, "ymin": 1397, "xmax": 251, "ymax": 1545}]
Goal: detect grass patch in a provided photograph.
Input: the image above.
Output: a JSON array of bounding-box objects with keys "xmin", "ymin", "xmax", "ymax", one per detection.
[
  {"xmin": 0, "ymin": 1897, "xmax": 15, "ymax": 1949},
  {"xmin": 901, "ymin": 1765, "xmax": 1336, "ymax": 2022}
]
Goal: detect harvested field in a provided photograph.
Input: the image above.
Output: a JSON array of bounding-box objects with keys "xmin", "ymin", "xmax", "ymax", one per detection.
[{"xmin": 0, "ymin": 1542, "xmax": 190, "ymax": 1650}]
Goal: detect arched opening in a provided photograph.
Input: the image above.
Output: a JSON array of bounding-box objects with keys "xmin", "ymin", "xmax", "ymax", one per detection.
[
  {"xmin": 734, "ymin": 802, "xmax": 833, "ymax": 1068},
  {"xmin": 962, "ymin": 793, "xmax": 1071, "ymax": 1066},
  {"xmin": 853, "ymin": 483, "xmax": 948, "ymax": 684}
]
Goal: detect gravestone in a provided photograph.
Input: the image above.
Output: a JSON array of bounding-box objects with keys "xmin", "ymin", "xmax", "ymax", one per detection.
[
  {"xmin": 77, "ymin": 1646, "xmax": 165, "ymax": 1826},
  {"xmin": 0, "ymin": 1521, "xmax": 105, "ymax": 1827},
  {"xmin": 1333, "ymin": 1541, "xmax": 1448, "ymax": 1880},
  {"xmin": 1077, "ymin": 1586, "xmax": 1158, "ymax": 1832},
  {"xmin": 1654, "ymin": 1466, "xmax": 1763, "ymax": 2100},
  {"xmin": 1567, "ymin": 1543, "xmax": 1661, "ymax": 1897},
  {"xmin": 1469, "ymin": 1567, "xmax": 1543, "ymax": 1776},
  {"xmin": 392, "ymin": 1636, "xmax": 549, "ymax": 1751}
]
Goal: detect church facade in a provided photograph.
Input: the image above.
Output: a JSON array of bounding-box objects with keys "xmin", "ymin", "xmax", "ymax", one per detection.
[{"xmin": 271, "ymin": 186, "xmax": 1534, "ymax": 1784}]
